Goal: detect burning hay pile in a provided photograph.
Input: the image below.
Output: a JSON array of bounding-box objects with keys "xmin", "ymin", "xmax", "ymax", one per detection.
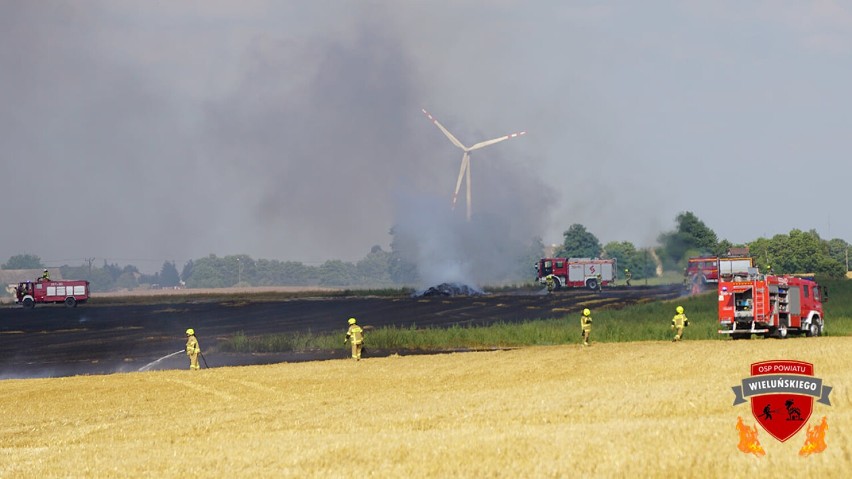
[{"xmin": 413, "ymin": 282, "xmax": 485, "ymax": 297}]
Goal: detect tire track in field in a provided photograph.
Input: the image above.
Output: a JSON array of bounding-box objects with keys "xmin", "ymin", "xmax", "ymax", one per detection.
[{"xmin": 163, "ymin": 376, "xmax": 236, "ymax": 402}]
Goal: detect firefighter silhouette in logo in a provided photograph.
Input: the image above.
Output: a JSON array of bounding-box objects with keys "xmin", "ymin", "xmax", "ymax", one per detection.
[
  {"xmin": 758, "ymin": 404, "xmax": 778, "ymax": 421},
  {"xmin": 785, "ymin": 399, "xmax": 803, "ymax": 421}
]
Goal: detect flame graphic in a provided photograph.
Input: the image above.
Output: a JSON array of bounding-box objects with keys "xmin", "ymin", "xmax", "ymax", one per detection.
[
  {"xmin": 799, "ymin": 416, "xmax": 828, "ymax": 456},
  {"xmin": 736, "ymin": 416, "xmax": 765, "ymax": 457}
]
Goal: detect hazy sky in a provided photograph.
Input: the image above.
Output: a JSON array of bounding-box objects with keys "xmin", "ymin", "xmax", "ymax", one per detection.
[{"xmin": 3, "ymin": 1, "xmax": 851, "ymax": 273}]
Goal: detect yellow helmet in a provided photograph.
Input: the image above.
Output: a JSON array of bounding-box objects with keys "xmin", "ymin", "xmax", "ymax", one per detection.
[
  {"xmin": 583, "ymin": 308, "xmax": 591, "ymax": 316},
  {"xmin": 185, "ymin": 328, "xmax": 195, "ymax": 336},
  {"xmin": 676, "ymin": 306, "xmax": 684, "ymax": 314},
  {"xmin": 348, "ymin": 318, "xmax": 357, "ymax": 325},
  {"xmin": 624, "ymin": 268, "xmax": 629, "ymax": 272}
]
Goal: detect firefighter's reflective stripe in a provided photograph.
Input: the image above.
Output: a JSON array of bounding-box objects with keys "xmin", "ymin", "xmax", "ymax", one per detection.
[{"xmin": 347, "ymin": 325, "xmax": 364, "ymax": 344}]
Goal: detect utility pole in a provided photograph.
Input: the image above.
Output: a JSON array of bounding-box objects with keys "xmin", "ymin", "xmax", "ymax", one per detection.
[
  {"xmin": 237, "ymin": 257, "xmax": 242, "ymax": 285},
  {"xmin": 85, "ymin": 257, "xmax": 95, "ymax": 276}
]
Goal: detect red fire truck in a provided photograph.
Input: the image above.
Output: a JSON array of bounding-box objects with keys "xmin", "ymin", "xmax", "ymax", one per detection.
[
  {"xmin": 717, "ymin": 273, "xmax": 825, "ymax": 339},
  {"xmin": 535, "ymin": 258, "xmax": 616, "ymax": 290},
  {"xmin": 15, "ymin": 279, "xmax": 90, "ymax": 308},
  {"xmin": 685, "ymin": 255, "xmax": 753, "ymax": 285}
]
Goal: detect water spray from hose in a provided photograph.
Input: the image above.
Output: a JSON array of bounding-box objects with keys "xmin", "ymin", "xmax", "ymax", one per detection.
[{"xmin": 138, "ymin": 349, "xmax": 185, "ymax": 372}]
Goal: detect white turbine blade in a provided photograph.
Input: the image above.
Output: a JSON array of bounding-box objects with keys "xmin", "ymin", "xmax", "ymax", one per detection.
[
  {"xmin": 466, "ymin": 154, "xmax": 472, "ymax": 221},
  {"xmin": 422, "ymin": 108, "xmax": 468, "ymax": 151},
  {"xmin": 451, "ymin": 152, "xmax": 469, "ymax": 209},
  {"xmin": 469, "ymin": 130, "xmax": 527, "ymax": 151}
]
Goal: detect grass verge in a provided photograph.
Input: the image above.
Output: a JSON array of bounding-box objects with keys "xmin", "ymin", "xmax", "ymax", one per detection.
[{"xmin": 220, "ymin": 279, "xmax": 852, "ymax": 353}]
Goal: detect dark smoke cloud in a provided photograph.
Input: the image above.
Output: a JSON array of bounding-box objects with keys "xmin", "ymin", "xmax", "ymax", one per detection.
[
  {"xmin": 202, "ymin": 21, "xmax": 432, "ymax": 260},
  {"xmin": 0, "ymin": 2, "xmax": 554, "ymax": 281}
]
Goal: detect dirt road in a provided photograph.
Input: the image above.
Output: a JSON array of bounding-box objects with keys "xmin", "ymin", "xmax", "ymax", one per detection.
[{"xmin": 0, "ymin": 285, "xmax": 682, "ymax": 378}]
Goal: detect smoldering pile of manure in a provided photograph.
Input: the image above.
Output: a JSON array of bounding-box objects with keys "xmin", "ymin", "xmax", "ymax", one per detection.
[{"xmin": 413, "ymin": 282, "xmax": 485, "ymax": 297}]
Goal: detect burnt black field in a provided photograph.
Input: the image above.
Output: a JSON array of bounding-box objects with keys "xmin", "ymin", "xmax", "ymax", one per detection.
[{"xmin": 0, "ymin": 285, "xmax": 682, "ymax": 379}]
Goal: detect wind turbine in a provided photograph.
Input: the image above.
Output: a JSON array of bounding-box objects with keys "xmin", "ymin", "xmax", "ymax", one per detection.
[{"xmin": 421, "ymin": 108, "xmax": 526, "ymax": 221}]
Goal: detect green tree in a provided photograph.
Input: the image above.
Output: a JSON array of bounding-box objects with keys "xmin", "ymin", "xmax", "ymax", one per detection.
[
  {"xmin": 254, "ymin": 259, "xmax": 313, "ymax": 285},
  {"xmin": 748, "ymin": 229, "xmax": 846, "ymax": 277},
  {"xmin": 186, "ymin": 255, "xmax": 229, "ymax": 288},
  {"xmin": 227, "ymin": 255, "xmax": 255, "ymax": 287},
  {"xmin": 602, "ymin": 241, "xmax": 645, "ymax": 279},
  {"xmin": 60, "ymin": 263, "xmax": 115, "ymax": 292},
  {"xmin": 115, "ymin": 271, "xmax": 138, "ymax": 290},
  {"xmin": 657, "ymin": 211, "xmax": 719, "ymax": 269},
  {"xmin": 785, "ymin": 229, "xmax": 823, "ymax": 273},
  {"xmin": 180, "ymin": 260, "xmax": 194, "ymax": 283},
  {"xmin": 356, "ymin": 245, "xmax": 392, "ymax": 285},
  {"xmin": 86, "ymin": 268, "xmax": 116, "ymax": 292},
  {"xmin": 103, "ymin": 261, "xmax": 124, "ymax": 281},
  {"xmin": 160, "ymin": 261, "xmax": 180, "ymax": 287},
  {"xmin": 318, "ymin": 260, "xmax": 357, "ymax": 286},
  {"xmin": 557, "ymin": 224, "xmax": 602, "ymax": 258},
  {"xmin": 2, "ymin": 254, "xmax": 44, "ymax": 269},
  {"xmin": 826, "ymin": 238, "xmax": 850, "ymax": 270},
  {"xmin": 714, "ymin": 239, "xmax": 734, "ymax": 257},
  {"xmin": 816, "ymin": 257, "xmax": 846, "ymax": 278},
  {"xmin": 279, "ymin": 261, "xmax": 316, "ymax": 285},
  {"xmin": 746, "ymin": 237, "xmax": 773, "ymax": 270}
]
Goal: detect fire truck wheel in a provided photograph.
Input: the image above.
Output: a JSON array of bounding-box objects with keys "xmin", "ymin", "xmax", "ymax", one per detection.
[
  {"xmin": 22, "ymin": 297, "xmax": 34, "ymax": 308},
  {"xmin": 64, "ymin": 297, "xmax": 77, "ymax": 308},
  {"xmin": 806, "ymin": 322, "xmax": 819, "ymax": 338},
  {"xmin": 586, "ymin": 279, "xmax": 598, "ymax": 290},
  {"xmin": 731, "ymin": 333, "xmax": 750, "ymax": 340}
]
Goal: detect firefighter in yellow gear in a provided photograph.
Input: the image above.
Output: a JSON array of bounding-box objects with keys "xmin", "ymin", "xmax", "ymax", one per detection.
[
  {"xmin": 624, "ymin": 268, "xmax": 632, "ymax": 286},
  {"xmin": 545, "ymin": 274, "xmax": 556, "ymax": 292},
  {"xmin": 671, "ymin": 306, "xmax": 689, "ymax": 342},
  {"xmin": 580, "ymin": 308, "xmax": 593, "ymax": 346},
  {"xmin": 344, "ymin": 317, "xmax": 364, "ymax": 361},
  {"xmin": 185, "ymin": 328, "xmax": 201, "ymax": 370},
  {"xmin": 41, "ymin": 269, "xmax": 50, "ymax": 281}
]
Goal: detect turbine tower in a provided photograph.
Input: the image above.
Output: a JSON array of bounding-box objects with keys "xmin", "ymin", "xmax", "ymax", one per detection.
[{"xmin": 421, "ymin": 109, "xmax": 526, "ymax": 221}]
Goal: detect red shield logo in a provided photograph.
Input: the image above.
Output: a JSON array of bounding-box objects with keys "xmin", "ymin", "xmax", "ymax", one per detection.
[
  {"xmin": 749, "ymin": 361, "xmax": 813, "ymax": 442},
  {"xmin": 732, "ymin": 360, "xmax": 828, "ymax": 442},
  {"xmin": 732, "ymin": 360, "xmax": 833, "ymax": 454}
]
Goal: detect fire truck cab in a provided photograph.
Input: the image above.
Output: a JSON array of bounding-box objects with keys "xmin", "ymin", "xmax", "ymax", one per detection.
[
  {"xmin": 535, "ymin": 257, "xmax": 616, "ymax": 290},
  {"xmin": 718, "ymin": 272, "xmax": 825, "ymax": 339},
  {"xmin": 15, "ymin": 278, "xmax": 90, "ymax": 308}
]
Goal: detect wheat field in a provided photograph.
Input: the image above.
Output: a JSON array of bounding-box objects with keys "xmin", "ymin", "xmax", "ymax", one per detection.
[{"xmin": 1, "ymin": 338, "xmax": 849, "ymax": 478}]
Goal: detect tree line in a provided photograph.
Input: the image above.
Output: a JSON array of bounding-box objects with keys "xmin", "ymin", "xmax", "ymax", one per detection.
[
  {"xmin": 3, "ymin": 211, "xmax": 848, "ymax": 292},
  {"xmin": 556, "ymin": 212, "xmax": 848, "ymax": 280}
]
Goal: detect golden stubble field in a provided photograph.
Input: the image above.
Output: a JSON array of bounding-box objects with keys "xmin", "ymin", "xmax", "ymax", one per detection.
[{"xmin": 1, "ymin": 338, "xmax": 849, "ymax": 478}]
